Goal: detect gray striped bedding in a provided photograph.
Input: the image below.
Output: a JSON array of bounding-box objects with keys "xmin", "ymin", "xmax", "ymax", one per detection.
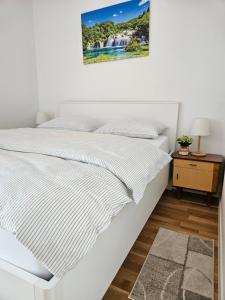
[{"xmin": 0, "ymin": 128, "xmax": 171, "ymax": 278}]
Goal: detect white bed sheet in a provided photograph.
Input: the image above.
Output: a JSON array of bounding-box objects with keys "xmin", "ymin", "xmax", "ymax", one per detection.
[
  {"xmin": 0, "ymin": 134, "xmax": 169, "ymax": 280},
  {"xmin": 0, "ymin": 228, "xmax": 52, "ymax": 280}
]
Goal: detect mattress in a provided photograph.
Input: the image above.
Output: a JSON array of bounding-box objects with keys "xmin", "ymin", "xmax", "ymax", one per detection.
[{"xmin": 0, "ymin": 134, "xmax": 169, "ymax": 280}]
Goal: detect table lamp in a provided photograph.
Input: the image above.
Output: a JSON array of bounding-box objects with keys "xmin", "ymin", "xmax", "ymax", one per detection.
[{"xmin": 191, "ymin": 118, "xmax": 210, "ymax": 157}]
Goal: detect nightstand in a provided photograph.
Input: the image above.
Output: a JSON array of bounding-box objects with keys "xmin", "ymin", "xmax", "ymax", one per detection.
[{"xmin": 172, "ymin": 152, "xmax": 224, "ymax": 204}]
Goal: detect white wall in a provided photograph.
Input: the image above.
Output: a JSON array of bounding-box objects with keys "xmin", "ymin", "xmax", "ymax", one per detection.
[
  {"xmin": 0, "ymin": 0, "xmax": 38, "ymax": 129},
  {"xmin": 33, "ymin": 0, "xmax": 225, "ymax": 155}
]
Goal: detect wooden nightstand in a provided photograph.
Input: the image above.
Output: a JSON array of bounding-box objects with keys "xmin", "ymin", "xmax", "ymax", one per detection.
[{"xmin": 172, "ymin": 152, "xmax": 224, "ymax": 204}]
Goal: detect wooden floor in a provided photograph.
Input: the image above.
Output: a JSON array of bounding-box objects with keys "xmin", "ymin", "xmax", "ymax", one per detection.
[{"xmin": 103, "ymin": 190, "xmax": 219, "ymax": 300}]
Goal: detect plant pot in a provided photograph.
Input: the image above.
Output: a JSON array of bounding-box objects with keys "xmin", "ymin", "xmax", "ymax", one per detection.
[{"xmin": 178, "ymin": 146, "xmax": 189, "ymax": 156}]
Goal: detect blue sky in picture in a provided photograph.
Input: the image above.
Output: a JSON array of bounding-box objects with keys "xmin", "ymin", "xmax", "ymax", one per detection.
[{"xmin": 81, "ymin": 0, "xmax": 150, "ymax": 27}]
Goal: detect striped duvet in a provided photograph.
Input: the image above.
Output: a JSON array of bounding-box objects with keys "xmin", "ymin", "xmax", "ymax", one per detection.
[{"xmin": 0, "ymin": 128, "xmax": 171, "ymax": 278}]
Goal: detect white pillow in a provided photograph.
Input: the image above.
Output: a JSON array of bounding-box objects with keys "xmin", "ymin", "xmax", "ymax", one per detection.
[
  {"xmin": 95, "ymin": 119, "xmax": 167, "ymax": 139},
  {"xmin": 39, "ymin": 115, "xmax": 101, "ymax": 132}
]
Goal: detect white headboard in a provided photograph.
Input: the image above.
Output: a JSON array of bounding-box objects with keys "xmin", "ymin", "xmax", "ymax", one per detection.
[{"xmin": 59, "ymin": 101, "xmax": 179, "ymax": 151}]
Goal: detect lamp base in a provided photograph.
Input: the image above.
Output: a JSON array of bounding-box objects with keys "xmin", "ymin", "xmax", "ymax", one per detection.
[{"xmin": 191, "ymin": 151, "xmax": 207, "ymax": 157}]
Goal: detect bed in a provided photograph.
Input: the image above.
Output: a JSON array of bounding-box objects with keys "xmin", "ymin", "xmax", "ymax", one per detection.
[{"xmin": 0, "ymin": 101, "xmax": 179, "ymax": 300}]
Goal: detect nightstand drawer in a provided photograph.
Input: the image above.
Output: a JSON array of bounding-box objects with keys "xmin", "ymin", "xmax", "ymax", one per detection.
[
  {"xmin": 173, "ymin": 167, "xmax": 214, "ymax": 192},
  {"xmin": 174, "ymin": 159, "xmax": 214, "ymax": 172}
]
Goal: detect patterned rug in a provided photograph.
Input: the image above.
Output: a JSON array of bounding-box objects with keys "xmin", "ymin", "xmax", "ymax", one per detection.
[{"xmin": 129, "ymin": 228, "xmax": 214, "ymax": 300}]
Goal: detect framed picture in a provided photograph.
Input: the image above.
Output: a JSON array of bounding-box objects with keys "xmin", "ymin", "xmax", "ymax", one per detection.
[{"xmin": 81, "ymin": 0, "xmax": 150, "ymax": 65}]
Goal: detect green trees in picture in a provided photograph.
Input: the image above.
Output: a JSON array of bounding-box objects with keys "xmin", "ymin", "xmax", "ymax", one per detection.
[{"xmin": 81, "ymin": 0, "xmax": 150, "ymax": 65}]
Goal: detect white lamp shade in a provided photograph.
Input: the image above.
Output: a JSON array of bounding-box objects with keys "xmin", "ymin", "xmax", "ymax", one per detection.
[
  {"xmin": 36, "ymin": 112, "xmax": 50, "ymax": 125},
  {"xmin": 191, "ymin": 118, "xmax": 210, "ymax": 136}
]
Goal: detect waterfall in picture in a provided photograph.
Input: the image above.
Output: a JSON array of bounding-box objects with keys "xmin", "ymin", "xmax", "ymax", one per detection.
[
  {"xmin": 106, "ymin": 35, "xmax": 131, "ymax": 48},
  {"xmin": 114, "ymin": 35, "xmax": 131, "ymax": 47},
  {"xmin": 106, "ymin": 36, "xmax": 115, "ymax": 47}
]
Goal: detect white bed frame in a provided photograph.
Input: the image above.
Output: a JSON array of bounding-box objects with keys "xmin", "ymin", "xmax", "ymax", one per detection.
[{"xmin": 0, "ymin": 101, "xmax": 179, "ymax": 300}]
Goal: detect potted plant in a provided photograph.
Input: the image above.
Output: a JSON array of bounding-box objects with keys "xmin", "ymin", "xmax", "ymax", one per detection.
[{"xmin": 176, "ymin": 135, "xmax": 193, "ymax": 156}]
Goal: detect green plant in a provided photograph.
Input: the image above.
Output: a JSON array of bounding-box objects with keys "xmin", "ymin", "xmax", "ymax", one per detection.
[
  {"xmin": 176, "ymin": 135, "xmax": 193, "ymax": 147},
  {"xmin": 125, "ymin": 37, "xmax": 141, "ymax": 52}
]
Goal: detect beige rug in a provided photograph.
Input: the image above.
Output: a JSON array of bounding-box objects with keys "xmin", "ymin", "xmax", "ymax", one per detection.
[{"xmin": 129, "ymin": 228, "xmax": 214, "ymax": 300}]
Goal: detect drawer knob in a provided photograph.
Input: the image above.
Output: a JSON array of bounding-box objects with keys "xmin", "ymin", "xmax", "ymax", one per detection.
[{"xmin": 189, "ymin": 163, "xmax": 197, "ymax": 167}]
